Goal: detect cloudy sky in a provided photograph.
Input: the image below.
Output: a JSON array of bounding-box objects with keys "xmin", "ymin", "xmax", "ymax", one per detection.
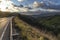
[
  {"xmin": 11, "ymin": 0, "xmax": 60, "ymax": 6},
  {"xmin": 11, "ymin": 0, "xmax": 40, "ymax": 5},
  {"xmin": 0, "ymin": 0, "xmax": 60, "ymax": 12}
]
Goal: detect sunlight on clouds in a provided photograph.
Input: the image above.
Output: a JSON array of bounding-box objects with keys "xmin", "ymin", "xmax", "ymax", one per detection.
[
  {"xmin": 0, "ymin": 0, "xmax": 28, "ymax": 12},
  {"xmin": 33, "ymin": 1, "xmax": 39, "ymax": 8},
  {"xmin": 32, "ymin": 1, "xmax": 44, "ymax": 8},
  {"xmin": 0, "ymin": 0, "xmax": 7, "ymax": 11},
  {"xmin": 18, "ymin": 0, "xmax": 24, "ymax": 2},
  {"xmin": 0, "ymin": 0, "xmax": 13, "ymax": 11},
  {"xmin": 0, "ymin": 0, "xmax": 60, "ymax": 12}
]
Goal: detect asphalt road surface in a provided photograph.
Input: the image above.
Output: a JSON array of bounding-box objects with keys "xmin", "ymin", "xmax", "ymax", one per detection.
[
  {"xmin": 0, "ymin": 17, "xmax": 11, "ymax": 40},
  {"xmin": 0, "ymin": 18, "xmax": 9, "ymax": 37}
]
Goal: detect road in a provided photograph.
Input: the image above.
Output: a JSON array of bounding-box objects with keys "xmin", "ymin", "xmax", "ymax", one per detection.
[
  {"xmin": 0, "ymin": 18, "xmax": 9, "ymax": 37},
  {"xmin": 0, "ymin": 17, "xmax": 20, "ymax": 40},
  {"xmin": 0, "ymin": 17, "xmax": 14, "ymax": 40}
]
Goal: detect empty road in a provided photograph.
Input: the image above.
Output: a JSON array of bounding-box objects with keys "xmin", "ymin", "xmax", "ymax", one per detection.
[{"xmin": 0, "ymin": 18, "xmax": 9, "ymax": 37}]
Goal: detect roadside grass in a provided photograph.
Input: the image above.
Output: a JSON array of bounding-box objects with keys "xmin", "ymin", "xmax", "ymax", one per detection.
[
  {"xmin": 14, "ymin": 17, "xmax": 49, "ymax": 40},
  {"xmin": 14, "ymin": 17, "xmax": 45, "ymax": 40}
]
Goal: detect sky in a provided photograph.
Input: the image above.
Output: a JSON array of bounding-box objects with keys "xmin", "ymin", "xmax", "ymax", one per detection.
[
  {"xmin": 11, "ymin": 0, "xmax": 41, "ymax": 5},
  {"xmin": 11, "ymin": 0, "xmax": 60, "ymax": 6},
  {"xmin": 0, "ymin": 0, "xmax": 60, "ymax": 12}
]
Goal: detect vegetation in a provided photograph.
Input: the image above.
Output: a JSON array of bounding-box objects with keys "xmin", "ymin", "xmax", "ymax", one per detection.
[
  {"xmin": 14, "ymin": 16, "xmax": 49, "ymax": 40},
  {"xmin": 0, "ymin": 11, "xmax": 10, "ymax": 17},
  {"xmin": 16, "ymin": 15, "xmax": 60, "ymax": 40},
  {"xmin": 18, "ymin": 15, "xmax": 60, "ymax": 36},
  {"xmin": 35, "ymin": 15, "xmax": 60, "ymax": 35},
  {"xmin": 0, "ymin": 11, "xmax": 60, "ymax": 40},
  {"xmin": 0, "ymin": 11, "xmax": 18, "ymax": 17}
]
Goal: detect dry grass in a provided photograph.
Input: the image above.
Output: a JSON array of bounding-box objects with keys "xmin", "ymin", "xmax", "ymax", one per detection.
[{"xmin": 14, "ymin": 16, "xmax": 58, "ymax": 40}]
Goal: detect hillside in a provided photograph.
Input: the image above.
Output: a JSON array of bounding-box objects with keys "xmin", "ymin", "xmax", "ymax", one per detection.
[
  {"xmin": 35, "ymin": 15, "xmax": 60, "ymax": 35},
  {"xmin": 14, "ymin": 16, "xmax": 58, "ymax": 40},
  {"xmin": 0, "ymin": 12, "xmax": 60, "ymax": 40},
  {"xmin": 16, "ymin": 15, "xmax": 60, "ymax": 40}
]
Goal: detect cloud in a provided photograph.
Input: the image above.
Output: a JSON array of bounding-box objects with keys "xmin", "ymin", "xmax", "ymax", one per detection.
[
  {"xmin": 0, "ymin": 0, "xmax": 15, "ymax": 12},
  {"xmin": 44, "ymin": 0, "xmax": 60, "ymax": 5},
  {"xmin": 33, "ymin": 1, "xmax": 39, "ymax": 8},
  {"xmin": 32, "ymin": 1, "xmax": 44, "ymax": 8},
  {"xmin": 0, "ymin": 0, "xmax": 29, "ymax": 12},
  {"xmin": 18, "ymin": 0, "xmax": 24, "ymax": 2}
]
